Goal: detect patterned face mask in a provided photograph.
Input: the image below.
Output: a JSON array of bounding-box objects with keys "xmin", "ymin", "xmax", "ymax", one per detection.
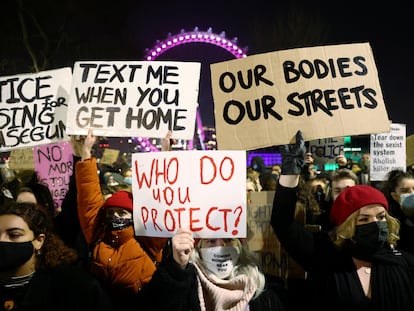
[
  {"xmin": 199, "ymin": 246, "xmax": 240, "ymax": 279},
  {"xmin": 106, "ymin": 216, "xmax": 133, "ymax": 230}
]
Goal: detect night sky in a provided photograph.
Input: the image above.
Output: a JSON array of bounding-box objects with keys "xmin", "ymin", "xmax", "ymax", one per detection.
[{"xmin": 1, "ymin": 0, "xmax": 412, "ymax": 135}]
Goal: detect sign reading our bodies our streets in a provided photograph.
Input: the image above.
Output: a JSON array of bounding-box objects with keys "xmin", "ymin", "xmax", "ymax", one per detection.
[
  {"xmin": 66, "ymin": 61, "xmax": 201, "ymax": 140},
  {"xmin": 131, "ymin": 150, "xmax": 246, "ymax": 238},
  {"xmin": 0, "ymin": 67, "xmax": 72, "ymax": 152},
  {"xmin": 210, "ymin": 42, "xmax": 391, "ymax": 150}
]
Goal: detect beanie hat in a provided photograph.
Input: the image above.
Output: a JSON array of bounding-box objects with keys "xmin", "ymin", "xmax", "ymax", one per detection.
[
  {"xmin": 330, "ymin": 185, "xmax": 388, "ymax": 226},
  {"xmin": 103, "ymin": 190, "xmax": 133, "ymax": 212}
]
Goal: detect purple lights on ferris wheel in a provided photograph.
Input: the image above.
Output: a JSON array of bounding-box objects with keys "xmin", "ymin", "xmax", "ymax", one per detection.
[{"xmin": 145, "ymin": 27, "xmax": 248, "ymax": 61}]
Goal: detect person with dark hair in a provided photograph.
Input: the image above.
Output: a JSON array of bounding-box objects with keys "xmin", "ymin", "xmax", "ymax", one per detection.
[
  {"xmin": 0, "ymin": 201, "xmax": 113, "ymax": 310},
  {"xmin": 137, "ymin": 228, "xmax": 287, "ymax": 311},
  {"xmin": 379, "ymin": 169, "xmax": 414, "ymax": 254},
  {"xmin": 271, "ymin": 130, "xmax": 414, "ymax": 310},
  {"xmin": 16, "ymin": 183, "xmax": 56, "ymax": 218}
]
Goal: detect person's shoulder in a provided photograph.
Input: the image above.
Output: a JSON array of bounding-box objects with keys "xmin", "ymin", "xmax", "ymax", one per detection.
[
  {"xmin": 249, "ymin": 286, "xmax": 287, "ymax": 311},
  {"xmin": 50, "ymin": 264, "xmax": 102, "ymax": 287},
  {"xmin": 397, "ymin": 249, "xmax": 414, "ymax": 266}
]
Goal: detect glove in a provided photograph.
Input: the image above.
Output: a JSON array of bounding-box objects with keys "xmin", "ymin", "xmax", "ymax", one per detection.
[{"xmin": 279, "ymin": 130, "xmax": 306, "ymax": 175}]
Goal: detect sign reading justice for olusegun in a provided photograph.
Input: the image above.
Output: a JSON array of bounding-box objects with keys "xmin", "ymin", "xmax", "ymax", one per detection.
[
  {"xmin": 131, "ymin": 150, "xmax": 246, "ymax": 238},
  {"xmin": 0, "ymin": 67, "xmax": 72, "ymax": 152},
  {"xmin": 66, "ymin": 61, "xmax": 201, "ymax": 140},
  {"xmin": 210, "ymin": 42, "xmax": 390, "ymax": 150}
]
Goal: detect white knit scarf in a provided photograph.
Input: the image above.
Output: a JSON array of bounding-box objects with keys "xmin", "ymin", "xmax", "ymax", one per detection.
[{"xmin": 194, "ymin": 263, "xmax": 257, "ymax": 311}]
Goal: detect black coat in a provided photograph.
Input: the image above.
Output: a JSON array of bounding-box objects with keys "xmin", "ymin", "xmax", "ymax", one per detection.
[
  {"xmin": 271, "ymin": 183, "xmax": 414, "ymax": 311},
  {"xmin": 0, "ymin": 264, "xmax": 113, "ymax": 311},
  {"xmin": 137, "ymin": 258, "xmax": 287, "ymax": 311}
]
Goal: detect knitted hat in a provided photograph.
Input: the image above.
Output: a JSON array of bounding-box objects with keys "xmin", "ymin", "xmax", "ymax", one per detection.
[
  {"xmin": 103, "ymin": 190, "xmax": 133, "ymax": 212},
  {"xmin": 330, "ymin": 185, "xmax": 388, "ymax": 226}
]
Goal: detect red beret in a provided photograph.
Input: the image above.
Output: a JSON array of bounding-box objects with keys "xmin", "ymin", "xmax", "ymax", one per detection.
[
  {"xmin": 330, "ymin": 185, "xmax": 388, "ymax": 226},
  {"xmin": 103, "ymin": 190, "xmax": 133, "ymax": 212}
]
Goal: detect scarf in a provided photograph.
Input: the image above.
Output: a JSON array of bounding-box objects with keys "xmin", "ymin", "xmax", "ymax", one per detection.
[{"xmin": 194, "ymin": 263, "xmax": 257, "ymax": 311}]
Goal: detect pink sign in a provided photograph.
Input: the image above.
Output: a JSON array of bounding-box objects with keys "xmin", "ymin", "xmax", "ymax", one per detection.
[{"xmin": 34, "ymin": 141, "xmax": 73, "ymax": 212}]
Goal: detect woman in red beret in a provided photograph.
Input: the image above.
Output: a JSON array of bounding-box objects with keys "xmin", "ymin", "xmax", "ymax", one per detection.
[{"xmin": 271, "ymin": 130, "xmax": 414, "ymax": 311}]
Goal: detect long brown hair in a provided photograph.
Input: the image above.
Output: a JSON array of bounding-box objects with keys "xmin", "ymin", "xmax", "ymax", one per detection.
[{"xmin": 0, "ymin": 201, "xmax": 78, "ymax": 270}]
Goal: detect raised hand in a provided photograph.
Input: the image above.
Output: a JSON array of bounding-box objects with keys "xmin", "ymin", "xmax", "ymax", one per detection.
[
  {"xmin": 279, "ymin": 130, "xmax": 306, "ymax": 175},
  {"xmin": 81, "ymin": 129, "xmax": 97, "ymax": 160}
]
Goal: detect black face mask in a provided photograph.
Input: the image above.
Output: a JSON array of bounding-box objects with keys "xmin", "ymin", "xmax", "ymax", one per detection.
[
  {"xmin": 351, "ymin": 221, "xmax": 389, "ymax": 261},
  {"xmin": 0, "ymin": 241, "xmax": 34, "ymax": 271},
  {"xmin": 106, "ymin": 216, "xmax": 133, "ymax": 231}
]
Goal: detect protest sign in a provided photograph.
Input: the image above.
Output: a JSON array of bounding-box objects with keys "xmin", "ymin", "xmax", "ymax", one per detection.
[
  {"xmin": 100, "ymin": 148, "xmax": 120, "ymax": 166},
  {"xmin": 34, "ymin": 141, "xmax": 73, "ymax": 211},
  {"xmin": 308, "ymin": 137, "xmax": 344, "ymax": 171},
  {"xmin": 66, "ymin": 61, "xmax": 201, "ymax": 140},
  {"xmin": 0, "ymin": 67, "xmax": 72, "ymax": 152},
  {"xmin": 8, "ymin": 148, "xmax": 35, "ymax": 171},
  {"xmin": 370, "ymin": 123, "xmax": 406, "ymax": 181},
  {"xmin": 247, "ymin": 191, "xmax": 284, "ymax": 277},
  {"xmin": 132, "ymin": 150, "xmax": 246, "ymax": 238},
  {"xmin": 247, "ymin": 191, "xmax": 305, "ymax": 279},
  {"xmin": 210, "ymin": 42, "xmax": 390, "ymax": 150},
  {"xmin": 406, "ymin": 133, "xmax": 414, "ymax": 167}
]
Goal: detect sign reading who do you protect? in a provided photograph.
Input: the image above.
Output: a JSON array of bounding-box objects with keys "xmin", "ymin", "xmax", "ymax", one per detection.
[
  {"xmin": 131, "ymin": 150, "xmax": 247, "ymax": 238},
  {"xmin": 66, "ymin": 61, "xmax": 201, "ymax": 140}
]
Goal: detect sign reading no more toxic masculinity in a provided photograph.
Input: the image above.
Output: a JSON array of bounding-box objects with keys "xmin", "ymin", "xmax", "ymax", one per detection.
[
  {"xmin": 132, "ymin": 150, "xmax": 246, "ymax": 238},
  {"xmin": 66, "ymin": 61, "xmax": 201, "ymax": 140},
  {"xmin": 210, "ymin": 42, "xmax": 391, "ymax": 150},
  {"xmin": 0, "ymin": 67, "xmax": 72, "ymax": 152}
]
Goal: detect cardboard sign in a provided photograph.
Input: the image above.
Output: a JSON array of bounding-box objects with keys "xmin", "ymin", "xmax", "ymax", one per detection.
[
  {"xmin": 406, "ymin": 133, "xmax": 414, "ymax": 167},
  {"xmin": 370, "ymin": 123, "xmax": 406, "ymax": 181},
  {"xmin": 308, "ymin": 137, "xmax": 344, "ymax": 171},
  {"xmin": 7, "ymin": 148, "xmax": 35, "ymax": 171},
  {"xmin": 0, "ymin": 67, "xmax": 72, "ymax": 152},
  {"xmin": 210, "ymin": 42, "xmax": 390, "ymax": 150},
  {"xmin": 132, "ymin": 150, "xmax": 246, "ymax": 238},
  {"xmin": 100, "ymin": 148, "xmax": 120, "ymax": 166},
  {"xmin": 66, "ymin": 61, "xmax": 201, "ymax": 140},
  {"xmin": 34, "ymin": 141, "xmax": 73, "ymax": 211},
  {"xmin": 247, "ymin": 191, "xmax": 284, "ymax": 277}
]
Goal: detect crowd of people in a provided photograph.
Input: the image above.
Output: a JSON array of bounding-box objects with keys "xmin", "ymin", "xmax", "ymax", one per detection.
[{"xmin": 1, "ymin": 129, "xmax": 414, "ymax": 311}]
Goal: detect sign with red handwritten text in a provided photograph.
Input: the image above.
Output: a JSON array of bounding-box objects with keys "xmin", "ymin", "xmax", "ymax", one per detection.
[
  {"xmin": 66, "ymin": 61, "xmax": 201, "ymax": 140},
  {"xmin": 132, "ymin": 150, "xmax": 246, "ymax": 238},
  {"xmin": 34, "ymin": 141, "xmax": 74, "ymax": 211},
  {"xmin": 210, "ymin": 42, "xmax": 391, "ymax": 150},
  {"xmin": 0, "ymin": 67, "xmax": 72, "ymax": 152}
]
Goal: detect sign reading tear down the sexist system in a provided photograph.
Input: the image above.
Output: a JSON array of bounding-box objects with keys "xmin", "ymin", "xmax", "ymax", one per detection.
[
  {"xmin": 132, "ymin": 150, "xmax": 246, "ymax": 238},
  {"xmin": 210, "ymin": 42, "xmax": 391, "ymax": 150},
  {"xmin": 0, "ymin": 67, "xmax": 72, "ymax": 152},
  {"xmin": 66, "ymin": 61, "xmax": 201, "ymax": 140}
]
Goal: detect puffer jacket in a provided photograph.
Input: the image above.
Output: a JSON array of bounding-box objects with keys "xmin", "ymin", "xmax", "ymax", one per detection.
[{"xmin": 76, "ymin": 158, "xmax": 167, "ymax": 297}]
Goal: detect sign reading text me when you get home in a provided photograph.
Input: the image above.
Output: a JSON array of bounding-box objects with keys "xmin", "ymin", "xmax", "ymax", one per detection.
[{"xmin": 66, "ymin": 61, "xmax": 201, "ymax": 140}]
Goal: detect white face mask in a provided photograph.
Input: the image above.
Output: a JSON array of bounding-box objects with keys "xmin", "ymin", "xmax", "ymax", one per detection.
[{"xmin": 199, "ymin": 246, "xmax": 240, "ymax": 279}]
